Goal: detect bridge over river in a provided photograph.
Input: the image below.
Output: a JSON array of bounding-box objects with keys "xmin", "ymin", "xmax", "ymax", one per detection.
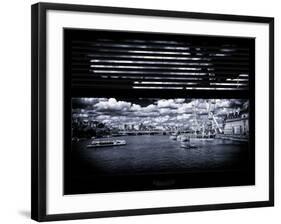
[
  {"xmin": 117, "ymin": 130, "xmax": 193, "ymax": 136},
  {"xmin": 118, "ymin": 130, "xmax": 170, "ymax": 135}
]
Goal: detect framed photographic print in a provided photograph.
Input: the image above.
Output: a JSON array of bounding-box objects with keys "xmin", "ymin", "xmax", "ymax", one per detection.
[{"xmin": 31, "ymin": 2, "xmax": 274, "ymax": 222}]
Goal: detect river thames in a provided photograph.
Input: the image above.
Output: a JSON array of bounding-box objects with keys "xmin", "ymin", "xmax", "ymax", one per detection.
[
  {"xmin": 71, "ymin": 135, "xmax": 250, "ymax": 175},
  {"xmin": 66, "ymin": 135, "xmax": 253, "ymax": 194}
]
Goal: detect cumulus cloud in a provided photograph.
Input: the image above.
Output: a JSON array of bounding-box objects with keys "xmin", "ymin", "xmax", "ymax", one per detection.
[
  {"xmin": 142, "ymin": 104, "xmax": 158, "ymax": 113},
  {"xmin": 177, "ymin": 102, "xmax": 193, "ymax": 114},
  {"xmin": 175, "ymin": 99, "xmax": 185, "ymax": 104},
  {"xmin": 72, "ymin": 98, "xmax": 109, "ymax": 109},
  {"xmin": 95, "ymin": 98, "xmax": 131, "ymax": 112},
  {"xmin": 159, "ymin": 108, "xmax": 178, "ymax": 115},
  {"xmin": 130, "ymin": 103, "xmax": 141, "ymax": 111},
  {"xmin": 73, "ymin": 98, "xmax": 248, "ymax": 128},
  {"xmin": 154, "ymin": 115, "xmax": 170, "ymax": 123},
  {"xmin": 157, "ymin": 99, "xmax": 180, "ymax": 109},
  {"xmin": 177, "ymin": 114, "xmax": 192, "ymax": 120}
]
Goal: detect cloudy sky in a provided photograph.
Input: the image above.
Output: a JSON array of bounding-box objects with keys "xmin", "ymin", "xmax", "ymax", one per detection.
[{"xmin": 72, "ymin": 98, "xmax": 248, "ymax": 129}]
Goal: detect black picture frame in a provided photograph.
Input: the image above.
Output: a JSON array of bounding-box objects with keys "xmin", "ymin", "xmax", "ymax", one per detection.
[{"xmin": 31, "ymin": 2, "xmax": 274, "ymax": 222}]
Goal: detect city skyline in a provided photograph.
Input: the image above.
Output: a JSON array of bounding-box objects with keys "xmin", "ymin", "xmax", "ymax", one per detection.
[{"xmin": 72, "ymin": 98, "xmax": 248, "ymax": 130}]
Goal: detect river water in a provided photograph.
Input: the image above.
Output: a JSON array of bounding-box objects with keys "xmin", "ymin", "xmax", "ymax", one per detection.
[{"xmin": 71, "ymin": 135, "xmax": 249, "ymax": 176}]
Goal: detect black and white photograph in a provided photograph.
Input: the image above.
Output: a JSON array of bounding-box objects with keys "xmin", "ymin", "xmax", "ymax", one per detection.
[
  {"xmin": 30, "ymin": 3, "xmax": 274, "ymax": 221},
  {"xmin": 68, "ymin": 97, "xmax": 253, "ymax": 194},
  {"xmin": 64, "ymin": 28, "xmax": 255, "ymax": 194}
]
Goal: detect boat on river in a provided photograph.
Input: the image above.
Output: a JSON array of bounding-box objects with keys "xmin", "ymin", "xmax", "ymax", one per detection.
[
  {"xmin": 87, "ymin": 139, "xmax": 126, "ymax": 148},
  {"xmin": 178, "ymin": 134, "xmax": 190, "ymax": 142},
  {"xmin": 169, "ymin": 134, "xmax": 177, "ymax": 140},
  {"xmin": 180, "ymin": 142, "xmax": 197, "ymax": 149}
]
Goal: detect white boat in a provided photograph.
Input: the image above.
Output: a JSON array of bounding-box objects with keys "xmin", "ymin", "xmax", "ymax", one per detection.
[
  {"xmin": 87, "ymin": 139, "xmax": 126, "ymax": 148},
  {"xmin": 180, "ymin": 143, "xmax": 197, "ymax": 149},
  {"xmin": 180, "ymin": 135, "xmax": 190, "ymax": 142},
  {"xmin": 169, "ymin": 135, "xmax": 177, "ymax": 140},
  {"xmin": 176, "ymin": 134, "xmax": 190, "ymax": 142}
]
